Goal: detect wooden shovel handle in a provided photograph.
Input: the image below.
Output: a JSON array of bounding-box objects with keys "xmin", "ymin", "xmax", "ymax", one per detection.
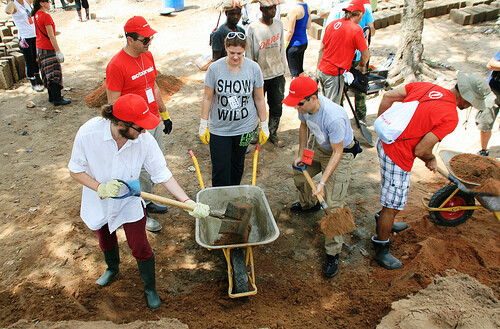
[
  {"xmin": 301, "ymin": 170, "xmax": 328, "ymax": 206},
  {"xmin": 140, "ymin": 192, "xmax": 195, "ymax": 211}
]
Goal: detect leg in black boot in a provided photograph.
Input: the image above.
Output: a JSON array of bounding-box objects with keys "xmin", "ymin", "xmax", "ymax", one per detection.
[
  {"xmin": 137, "ymin": 253, "xmax": 161, "ymax": 309},
  {"xmin": 96, "ymin": 245, "xmax": 120, "ymax": 286},
  {"xmin": 49, "ymin": 82, "xmax": 71, "ymax": 106},
  {"xmin": 371, "ymin": 236, "xmax": 402, "ymax": 270}
]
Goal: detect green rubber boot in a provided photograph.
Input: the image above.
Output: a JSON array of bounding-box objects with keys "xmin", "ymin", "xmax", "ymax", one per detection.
[
  {"xmin": 96, "ymin": 245, "xmax": 120, "ymax": 286},
  {"xmin": 137, "ymin": 253, "xmax": 161, "ymax": 309}
]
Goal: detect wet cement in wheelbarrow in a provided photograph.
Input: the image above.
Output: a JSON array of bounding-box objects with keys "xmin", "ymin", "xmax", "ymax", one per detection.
[{"xmin": 449, "ymin": 153, "xmax": 500, "ymax": 184}]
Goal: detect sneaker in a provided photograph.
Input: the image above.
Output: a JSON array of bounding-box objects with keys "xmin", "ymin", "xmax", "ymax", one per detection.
[
  {"xmin": 269, "ymin": 135, "xmax": 285, "ymax": 148},
  {"xmin": 290, "ymin": 201, "xmax": 321, "ymax": 212},
  {"xmin": 323, "ymin": 254, "xmax": 339, "ymax": 278},
  {"xmin": 477, "ymin": 149, "xmax": 489, "ymax": 156},
  {"xmin": 32, "ymin": 84, "xmax": 44, "ymax": 92}
]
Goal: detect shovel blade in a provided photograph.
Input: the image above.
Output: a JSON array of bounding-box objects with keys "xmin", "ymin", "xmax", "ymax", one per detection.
[
  {"xmin": 217, "ymin": 202, "xmax": 254, "ymax": 236},
  {"xmin": 359, "ymin": 121, "xmax": 374, "ymax": 146}
]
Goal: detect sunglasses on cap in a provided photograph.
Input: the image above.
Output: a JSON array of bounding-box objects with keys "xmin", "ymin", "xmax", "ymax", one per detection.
[
  {"xmin": 227, "ymin": 32, "xmax": 246, "ymax": 40},
  {"xmin": 136, "ymin": 36, "xmax": 153, "ymax": 45}
]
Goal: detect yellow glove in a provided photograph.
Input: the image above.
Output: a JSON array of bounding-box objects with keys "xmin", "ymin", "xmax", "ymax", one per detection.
[
  {"xmin": 159, "ymin": 111, "xmax": 170, "ymax": 121},
  {"xmin": 97, "ymin": 180, "xmax": 123, "ymax": 199},
  {"xmin": 199, "ymin": 118, "xmax": 210, "ymax": 144},
  {"xmin": 259, "ymin": 120, "xmax": 269, "ymax": 145}
]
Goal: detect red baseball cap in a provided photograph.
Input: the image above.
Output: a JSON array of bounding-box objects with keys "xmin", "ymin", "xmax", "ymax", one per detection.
[
  {"xmin": 124, "ymin": 16, "xmax": 157, "ymax": 38},
  {"xmin": 343, "ymin": 0, "xmax": 366, "ymax": 14},
  {"xmin": 112, "ymin": 94, "xmax": 160, "ymax": 129},
  {"xmin": 282, "ymin": 76, "xmax": 318, "ymax": 107}
]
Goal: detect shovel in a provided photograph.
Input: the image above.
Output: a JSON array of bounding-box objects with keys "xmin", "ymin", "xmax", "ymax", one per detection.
[
  {"xmin": 343, "ymin": 85, "xmax": 374, "ymax": 146},
  {"xmin": 292, "ymin": 162, "xmax": 356, "ymax": 237},
  {"xmin": 113, "ymin": 179, "xmax": 252, "ymax": 235},
  {"xmin": 188, "ymin": 150, "xmax": 254, "ymax": 236}
]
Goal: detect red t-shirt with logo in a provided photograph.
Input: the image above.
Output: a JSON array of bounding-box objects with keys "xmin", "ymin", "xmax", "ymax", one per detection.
[
  {"xmin": 106, "ymin": 49, "xmax": 159, "ymax": 116},
  {"xmin": 382, "ymin": 82, "xmax": 459, "ymax": 172},
  {"xmin": 34, "ymin": 11, "xmax": 55, "ymax": 50},
  {"xmin": 318, "ymin": 18, "xmax": 367, "ymax": 76}
]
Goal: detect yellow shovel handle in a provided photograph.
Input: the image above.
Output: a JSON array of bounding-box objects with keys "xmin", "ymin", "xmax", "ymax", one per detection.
[{"xmin": 252, "ymin": 145, "xmax": 260, "ymax": 186}]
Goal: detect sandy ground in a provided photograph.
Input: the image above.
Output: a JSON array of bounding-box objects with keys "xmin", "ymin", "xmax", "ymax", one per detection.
[{"xmin": 0, "ymin": 0, "xmax": 499, "ymax": 328}]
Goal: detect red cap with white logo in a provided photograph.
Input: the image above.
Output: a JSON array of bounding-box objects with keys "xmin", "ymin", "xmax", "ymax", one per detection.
[
  {"xmin": 282, "ymin": 76, "xmax": 319, "ymax": 107},
  {"xmin": 112, "ymin": 94, "xmax": 160, "ymax": 129},
  {"xmin": 124, "ymin": 16, "xmax": 157, "ymax": 38}
]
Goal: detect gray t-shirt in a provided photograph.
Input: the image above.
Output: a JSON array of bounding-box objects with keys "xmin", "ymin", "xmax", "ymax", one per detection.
[
  {"xmin": 205, "ymin": 57, "xmax": 264, "ymax": 136},
  {"xmin": 298, "ymin": 95, "xmax": 354, "ymax": 150}
]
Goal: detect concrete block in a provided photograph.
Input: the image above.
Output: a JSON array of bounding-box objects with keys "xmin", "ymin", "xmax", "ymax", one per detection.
[
  {"xmin": 435, "ymin": 2, "xmax": 451, "ymax": 14},
  {"xmin": 307, "ymin": 22, "xmax": 323, "ymax": 40},
  {"xmin": 387, "ymin": 1, "xmax": 404, "ymax": 8},
  {"xmin": 1, "ymin": 55, "xmax": 18, "ymax": 82},
  {"xmin": 311, "ymin": 14, "xmax": 324, "ymax": 26},
  {"xmin": 5, "ymin": 41, "xmax": 17, "ymax": 49},
  {"xmin": 0, "ymin": 26, "xmax": 12, "ymax": 39},
  {"xmin": 0, "ymin": 48, "xmax": 5, "ymax": 57},
  {"xmin": 389, "ymin": 9, "xmax": 402, "ymax": 23},
  {"xmin": 386, "ymin": 11, "xmax": 397, "ymax": 25},
  {"xmin": 450, "ymin": 8, "xmax": 472, "ymax": 23},
  {"xmin": 443, "ymin": 0, "xmax": 461, "ymax": 11},
  {"xmin": 490, "ymin": 1, "xmax": 500, "ymax": 7},
  {"xmin": 7, "ymin": 48, "xmax": 20, "ymax": 55},
  {"xmin": 476, "ymin": 3, "xmax": 500, "ymax": 20},
  {"xmin": 424, "ymin": 2, "xmax": 439, "ymax": 17},
  {"xmin": 467, "ymin": 0, "xmax": 487, "ymax": 5},
  {"xmin": 10, "ymin": 51, "xmax": 25, "ymax": 80},
  {"xmin": 3, "ymin": 36, "xmax": 14, "ymax": 44},
  {"xmin": 0, "ymin": 60, "xmax": 13, "ymax": 89},
  {"xmin": 463, "ymin": 6, "xmax": 487, "ymax": 23},
  {"xmin": 0, "ymin": 19, "xmax": 7, "ymax": 25},
  {"xmin": 376, "ymin": 3, "xmax": 390, "ymax": 11},
  {"xmin": 10, "ymin": 26, "xmax": 18, "ymax": 36}
]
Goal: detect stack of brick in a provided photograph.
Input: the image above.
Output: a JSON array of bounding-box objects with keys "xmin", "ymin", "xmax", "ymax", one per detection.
[
  {"xmin": 0, "ymin": 18, "xmax": 28, "ymax": 89},
  {"xmin": 450, "ymin": 1, "xmax": 499, "ymax": 24}
]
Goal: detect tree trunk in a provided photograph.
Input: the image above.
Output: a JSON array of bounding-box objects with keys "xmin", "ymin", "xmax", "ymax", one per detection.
[{"xmin": 388, "ymin": 0, "xmax": 437, "ymax": 85}]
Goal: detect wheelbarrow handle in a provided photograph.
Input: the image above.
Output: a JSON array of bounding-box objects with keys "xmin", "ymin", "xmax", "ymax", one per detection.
[{"xmin": 112, "ymin": 179, "xmax": 196, "ymax": 212}]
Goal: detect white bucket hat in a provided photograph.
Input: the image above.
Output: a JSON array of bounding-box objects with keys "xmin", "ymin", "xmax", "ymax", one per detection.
[{"xmin": 457, "ymin": 71, "xmax": 491, "ymax": 110}]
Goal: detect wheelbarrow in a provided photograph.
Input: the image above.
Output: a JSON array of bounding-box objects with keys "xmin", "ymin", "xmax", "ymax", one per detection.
[
  {"xmin": 190, "ymin": 147, "xmax": 280, "ymax": 299},
  {"xmin": 422, "ymin": 150, "xmax": 500, "ymax": 226}
]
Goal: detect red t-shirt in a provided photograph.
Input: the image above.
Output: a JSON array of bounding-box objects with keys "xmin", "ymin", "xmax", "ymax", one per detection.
[
  {"xmin": 34, "ymin": 11, "xmax": 54, "ymax": 50},
  {"xmin": 106, "ymin": 49, "xmax": 159, "ymax": 116},
  {"xmin": 382, "ymin": 82, "xmax": 459, "ymax": 171},
  {"xmin": 318, "ymin": 18, "xmax": 367, "ymax": 76}
]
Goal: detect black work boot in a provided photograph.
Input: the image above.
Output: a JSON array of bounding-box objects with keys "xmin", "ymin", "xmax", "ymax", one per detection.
[
  {"xmin": 96, "ymin": 245, "xmax": 120, "ymax": 286},
  {"xmin": 137, "ymin": 253, "xmax": 162, "ymax": 309},
  {"xmin": 323, "ymin": 254, "xmax": 339, "ymax": 278},
  {"xmin": 375, "ymin": 210, "xmax": 408, "ymax": 233},
  {"xmin": 371, "ymin": 236, "xmax": 402, "ymax": 270},
  {"xmin": 49, "ymin": 82, "xmax": 71, "ymax": 106}
]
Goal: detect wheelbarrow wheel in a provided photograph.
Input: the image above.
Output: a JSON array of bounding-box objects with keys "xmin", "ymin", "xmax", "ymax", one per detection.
[
  {"xmin": 429, "ymin": 185, "xmax": 475, "ymax": 227},
  {"xmin": 230, "ymin": 248, "xmax": 249, "ymax": 297}
]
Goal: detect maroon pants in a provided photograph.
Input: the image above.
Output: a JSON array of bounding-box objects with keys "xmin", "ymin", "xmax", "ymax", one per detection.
[{"xmin": 94, "ymin": 209, "xmax": 152, "ymax": 262}]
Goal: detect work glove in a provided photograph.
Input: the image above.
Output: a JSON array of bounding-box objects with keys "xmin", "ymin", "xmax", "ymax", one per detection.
[
  {"xmin": 56, "ymin": 51, "xmax": 64, "ymax": 63},
  {"xmin": 258, "ymin": 120, "xmax": 269, "ymax": 145},
  {"xmin": 97, "ymin": 180, "xmax": 123, "ymax": 199},
  {"xmin": 184, "ymin": 199, "xmax": 210, "ymax": 218},
  {"xmin": 160, "ymin": 111, "xmax": 172, "ymax": 134},
  {"xmin": 198, "ymin": 118, "xmax": 210, "ymax": 144},
  {"xmin": 342, "ymin": 71, "xmax": 354, "ymax": 85}
]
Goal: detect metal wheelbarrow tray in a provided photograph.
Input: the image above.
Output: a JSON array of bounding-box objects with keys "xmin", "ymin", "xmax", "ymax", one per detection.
[
  {"xmin": 196, "ymin": 185, "xmax": 279, "ymax": 298},
  {"xmin": 422, "ymin": 150, "xmax": 500, "ymax": 227}
]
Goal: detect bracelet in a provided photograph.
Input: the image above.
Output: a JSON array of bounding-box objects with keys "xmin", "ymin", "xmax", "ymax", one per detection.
[
  {"xmin": 319, "ymin": 181, "xmax": 326, "ymax": 186},
  {"xmin": 183, "ymin": 198, "xmax": 191, "ymax": 203}
]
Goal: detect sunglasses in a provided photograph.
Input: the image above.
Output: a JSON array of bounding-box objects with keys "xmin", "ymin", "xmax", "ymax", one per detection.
[
  {"xmin": 297, "ymin": 95, "xmax": 313, "ymax": 107},
  {"xmin": 136, "ymin": 36, "xmax": 153, "ymax": 45},
  {"xmin": 128, "ymin": 124, "xmax": 145, "ymax": 133},
  {"xmin": 226, "ymin": 32, "xmax": 246, "ymax": 41}
]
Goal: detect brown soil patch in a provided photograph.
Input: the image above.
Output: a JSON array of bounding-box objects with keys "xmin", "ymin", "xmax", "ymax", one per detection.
[
  {"xmin": 318, "ymin": 206, "xmax": 356, "ymax": 238},
  {"xmin": 83, "ymin": 74, "xmax": 185, "ymax": 108},
  {"xmin": 449, "ymin": 153, "xmax": 500, "ymax": 185},
  {"xmin": 472, "ymin": 178, "xmax": 500, "ymax": 196}
]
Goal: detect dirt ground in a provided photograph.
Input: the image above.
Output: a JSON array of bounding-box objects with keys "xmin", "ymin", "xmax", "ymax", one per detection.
[{"xmin": 0, "ymin": 0, "xmax": 499, "ymax": 328}]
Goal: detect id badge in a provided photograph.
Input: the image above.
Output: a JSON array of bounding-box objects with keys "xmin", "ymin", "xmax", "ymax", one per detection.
[
  {"xmin": 28, "ymin": 17, "xmax": 33, "ymax": 24},
  {"xmin": 228, "ymin": 96, "xmax": 240, "ymax": 109},
  {"xmin": 145, "ymin": 87, "xmax": 155, "ymax": 104},
  {"xmin": 302, "ymin": 148, "xmax": 314, "ymax": 165}
]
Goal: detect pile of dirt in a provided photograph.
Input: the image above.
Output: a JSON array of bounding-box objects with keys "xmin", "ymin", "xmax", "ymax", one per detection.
[
  {"xmin": 377, "ymin": 270, "xmax": 500, "ymax": 329},
  {"xmin": 472, "ymin": 178, "xmax": 500, "ymax": 196},
  {"xmin": 7, "ymin": 318, "xmax": 188, "ymax": 329},
  {"xmin": 83, "ymin": 74, "xmax": 186, "ymax": 109},
  {"xmin": 449, "ymin": 153, "xmax": 500, "ymax": 184}
]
